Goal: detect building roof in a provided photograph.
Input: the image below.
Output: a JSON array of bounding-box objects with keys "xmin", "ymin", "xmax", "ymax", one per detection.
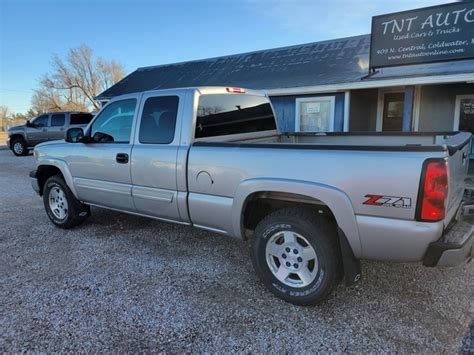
[{"xmin": 97, "ymin": 34, "xmax": 474, "ymax": 100}]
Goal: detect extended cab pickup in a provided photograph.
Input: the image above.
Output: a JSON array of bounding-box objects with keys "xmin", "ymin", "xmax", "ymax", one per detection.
[
  {"xmin": 7, "ymin": 111, "xmax": 94, "ymax": 156},
  {"xmin": 30, "ymin": 87, "xmax": 473, "ymax": 305}
]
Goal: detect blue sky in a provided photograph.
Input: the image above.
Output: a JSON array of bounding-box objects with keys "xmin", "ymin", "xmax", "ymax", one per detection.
[{"xmin": 0, "ymin": 0, "xmax": 448, "ymax": 113}]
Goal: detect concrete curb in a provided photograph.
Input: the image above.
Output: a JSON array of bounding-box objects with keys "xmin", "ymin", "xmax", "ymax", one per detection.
[{"xmin": 0, "ymin": 145, "xmax": 9, "ymax": 151}]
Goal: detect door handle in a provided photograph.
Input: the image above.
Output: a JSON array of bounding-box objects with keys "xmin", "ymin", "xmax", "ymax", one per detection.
[
  {"xmin": 116, "ymin": 153, "xmax": 129, "ymax": 164},
  {"xmin": 42, "ymin": 128, "xmax": 47, "ymax": 132}
]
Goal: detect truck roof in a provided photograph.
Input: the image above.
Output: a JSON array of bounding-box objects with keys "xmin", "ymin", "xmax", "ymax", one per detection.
[{"xmin": 108, "ymin": 86, "xmax": 267, "ymax": 101}]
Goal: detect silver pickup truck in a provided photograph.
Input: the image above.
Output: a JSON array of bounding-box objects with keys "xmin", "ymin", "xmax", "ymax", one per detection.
[
  {"xmin": 30, "ymin": 87, "xmax": 473, "ymax": 305},
  {"xmin": 7, "ymin": 112, "xmax": 94, "ymax": 156}
]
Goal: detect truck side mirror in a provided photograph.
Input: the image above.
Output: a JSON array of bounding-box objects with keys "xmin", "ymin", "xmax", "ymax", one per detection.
[
  {"xmin": 26, "ymin": 121, "xmax": 33, "ymax": 128},
  {"xmin": 66, "ymin": 127, "xmax": 84, "ymax": 143}
]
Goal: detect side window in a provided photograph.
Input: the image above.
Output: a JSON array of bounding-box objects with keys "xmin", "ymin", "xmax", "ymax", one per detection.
[
  {"xmin": 139, "ymin": 96, "xmax": 179, "ymax": 144},
  {"xmin": 33, "ymin": 114, "xmax": 49, "ymax": 128},
  {"xmin": 51, "ymin": 113, "xmax": 66, "ymax": 127},
  {"xmin": 70, "ymin": 113, "xmax": 94, "ymax": 125},
  {"xmin": 90, "ymin": 99, "xmax": 136, "ymax": 143}
]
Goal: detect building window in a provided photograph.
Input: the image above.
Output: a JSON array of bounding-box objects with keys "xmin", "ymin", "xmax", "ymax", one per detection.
[
  {"xmin": 382, "ymin": 92, "xmax": 404, "ymax": 131},
  {"xmin": 295, "ymin": 96, "xmax": 335, "ymax": 132}
]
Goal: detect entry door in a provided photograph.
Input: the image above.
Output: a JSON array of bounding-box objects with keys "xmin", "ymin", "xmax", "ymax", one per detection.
[
  {"xmin": 131, "ymin": 93, "xmax": 182, "ymax": 221},
  {"xmin": 26, "ymin": 114, "xmax": 50, "ymax": 145},
  {"xmin": 455, "ymin": 95, "xmax": 474, "ymax": 158},
  {"xmin": 68, "ymin": 97, "xmax": 140, "ymax": 211},
  {"xmin": 382, "ymin": 92, "xmax": 404, "ymax": 131}
]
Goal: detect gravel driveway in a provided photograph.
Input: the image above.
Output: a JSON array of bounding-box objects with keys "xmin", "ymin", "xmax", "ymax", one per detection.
[{"xmin": 0, "ymin": 150, "xmax": 472, "ymax": 352}]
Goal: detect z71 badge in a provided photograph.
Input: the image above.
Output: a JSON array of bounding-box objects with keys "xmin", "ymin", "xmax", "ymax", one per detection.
[{"xmin": 363, "ymin": 194, "xmax": 412, "ymax": 209}]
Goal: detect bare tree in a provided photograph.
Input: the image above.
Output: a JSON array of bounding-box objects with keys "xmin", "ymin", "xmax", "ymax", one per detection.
[
  {"xmin": 32, "ymin": 44, "xmax": 125, "ymax": 112},
  {"xmin": 0, "ymin": 105, "xmax": 9, "ymax": 120},
  {"xmin": 0, "ymin": 105, "xmax": 9, "ymax": 131}
]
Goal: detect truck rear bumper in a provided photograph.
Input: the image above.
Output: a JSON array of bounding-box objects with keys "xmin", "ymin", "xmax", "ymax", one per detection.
[{"xmin": 423, "ymin": 219, "xmax": 473, "ymax": 267}]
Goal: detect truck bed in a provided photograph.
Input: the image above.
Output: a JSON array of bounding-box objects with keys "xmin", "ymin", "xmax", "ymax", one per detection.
[
  {"xmin": 198, "ymin": 131, "xmax": 471, "ymax": 155},
  {"xmin": 190, "ymin": 131, "xmax": 471, "ymax": 255}
]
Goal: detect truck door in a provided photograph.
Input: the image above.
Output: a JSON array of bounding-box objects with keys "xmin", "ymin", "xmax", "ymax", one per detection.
[
  {"xmin": 26, "ymin": 114, "xmax": 50, "ymax": 145},
  {"xmin": 49, "ymin": 113, "xmax": 67, "ymax": 141},
  {"xmin": 67, "ymin": 96, "xmax": 139, "ymax": 211},
  {"xmin": 130, "ymin": 92, "xmax": 183, "ymax": 221}
]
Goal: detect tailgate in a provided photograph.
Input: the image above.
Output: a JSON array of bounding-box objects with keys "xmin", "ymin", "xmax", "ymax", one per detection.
[{"xmin": 445, "ymin": 132, "xmax": 471, "ymax": 221}]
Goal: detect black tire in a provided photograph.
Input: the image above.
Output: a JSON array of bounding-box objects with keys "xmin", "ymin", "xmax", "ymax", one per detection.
[
  {"xmin": 11, "ymin": 138, "xmax": 28, "ymax": 156},
  {"xmin": 43, "ymin": 175, "xmax": 88, "ymax": 229},
  {"xmin": 251, "ymin": 207, "xmax": 341, "ymax": 306}
]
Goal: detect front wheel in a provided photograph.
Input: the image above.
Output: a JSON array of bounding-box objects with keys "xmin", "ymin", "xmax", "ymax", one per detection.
[
  {"xmin": 251, "ymin": 207, "xmax": 341, "ymax": 306},
  {"xmin": 11, "ymin": 138, "xmax": 28, "ymax": 156},
  {"xmin": 43, "ymin": 175, "xmax": 89, "ymax": 229}
]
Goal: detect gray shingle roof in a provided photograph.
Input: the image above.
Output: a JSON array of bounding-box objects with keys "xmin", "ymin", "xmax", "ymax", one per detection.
[{"xmin": 96, "ymin": 34, "xmax": 474, "ymax": 100}]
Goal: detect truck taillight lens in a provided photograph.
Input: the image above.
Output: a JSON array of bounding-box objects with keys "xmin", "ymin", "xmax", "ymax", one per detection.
[{"xmin": 418, "ymin": 160, "xmax": 448, "ymax": 222}]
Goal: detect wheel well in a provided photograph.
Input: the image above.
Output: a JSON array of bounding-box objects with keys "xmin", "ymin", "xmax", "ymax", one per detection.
[
  {"xmin": 242, "ymin": 191, "xmax": 336, "ymax": 235},
  {"xmin": 36, "ymin": 165, "xmax": 63, "ymax": 195},
  {"xmin": 9, "ymin": 134, "xmax": 25, "ymax": 148},
  {"xmin": 242, "ymin": 191, "xmax": 361, "ymax": 286}
]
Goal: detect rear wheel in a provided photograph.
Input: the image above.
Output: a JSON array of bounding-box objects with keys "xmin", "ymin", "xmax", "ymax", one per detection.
[
  {"xmin": 11, "ymin": 138, "xmax": 28, "ymax": 156},
  {"xmin": 43, "ymin": 175, "xmax": 88, "ymax": 229},
  {"xmin": 251, "ymin": 207, "xmax": 341, "ymax": 306}
]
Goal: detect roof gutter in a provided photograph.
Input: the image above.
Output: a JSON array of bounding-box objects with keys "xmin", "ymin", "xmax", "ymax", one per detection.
[{"xmin": 264, "ymin": 73, "xmax": 474, "ymax": 96}]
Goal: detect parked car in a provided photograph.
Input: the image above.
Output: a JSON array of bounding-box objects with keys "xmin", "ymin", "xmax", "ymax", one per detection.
[
  {"xmin": 7, "ymin": 111, "xmax": 94, "ymax": 156},
  {"xmin": 29, "ymin": 87, "xmax": 473, "ymax": 305}
]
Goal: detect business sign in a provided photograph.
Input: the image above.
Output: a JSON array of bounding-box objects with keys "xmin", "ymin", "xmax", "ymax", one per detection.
[{"xmin": 370, "ymin": 2, "xmax": 474, "ymax": 69}]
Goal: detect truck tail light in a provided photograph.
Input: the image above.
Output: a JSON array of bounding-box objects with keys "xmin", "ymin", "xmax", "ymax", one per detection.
[
  {"xmin": 417, "ymin": 159, "xmax": 448, "ymax": 222},
  {"xmin": 226, "ymin": 87, "xmax": 245, "ymax": 93}
]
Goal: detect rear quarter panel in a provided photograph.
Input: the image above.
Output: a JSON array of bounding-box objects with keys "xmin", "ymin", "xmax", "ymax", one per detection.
[{"xmin": 188, "ymin": 146, "xmax": 442, "ymax": 218}]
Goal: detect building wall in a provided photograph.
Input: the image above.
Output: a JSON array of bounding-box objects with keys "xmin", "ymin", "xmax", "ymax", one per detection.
[
  {"xmin": 348, "ymin": 89, "xmax": 378, "ymax": 131},
  {"xmin": 418, "ymin": 83, "xmax": 473, "ymax": 131},
  {"xmin": 270, "ymin": 93, "xmax": 345, "ymax": 132}
]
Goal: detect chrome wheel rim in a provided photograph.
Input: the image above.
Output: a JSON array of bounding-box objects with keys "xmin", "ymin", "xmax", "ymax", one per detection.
[
  {"xmin": 13, "ymin": 142, "xmax": 24, "ymax": 154},
  {"xmin": 265, "ymin": 231, "xmax": 318, "ymax": 288},
  {"xmin": 48, "ymin": 186, "xmax": 68, "ymax": 220}
]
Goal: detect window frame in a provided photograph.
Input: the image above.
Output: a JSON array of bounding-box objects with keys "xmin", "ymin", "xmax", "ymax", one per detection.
[
  {"xmin": 295, "ymin": 96, "xmax": 335, "ymax": 133},
  {"xmin": 137, "ymin": 95, "xmax": 180, "ymax": 145},
  {"xmin": 87, "ymin": 98, "xmax": 138, "ymax": 144}
]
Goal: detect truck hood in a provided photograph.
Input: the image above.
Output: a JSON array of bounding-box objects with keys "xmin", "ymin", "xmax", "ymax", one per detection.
[
  {"xmin": 7, "ymin": 124, "xmax": 25, "ymax": 133},
  {"xmin": 34, "ymin": 140, "xmax": 70, "ymax": 162},
  {"xmin": 36, "ymin": 140, "xmax": 66, "ymax": 149}
]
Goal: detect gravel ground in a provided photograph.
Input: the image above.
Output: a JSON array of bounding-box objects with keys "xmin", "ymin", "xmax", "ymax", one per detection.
[{"xmin": 0, "ymin": 150, "xmax": 473, "ymax": 352}]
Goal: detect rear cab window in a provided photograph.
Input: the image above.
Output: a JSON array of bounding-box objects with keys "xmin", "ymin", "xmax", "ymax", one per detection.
[
  {"xmin": 70, "ymin": 113, "xmax": 94, "ymax": 125},
  {"xmin": 195, "ymin": 94, "xmax": 276, "ymax": 139}
]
